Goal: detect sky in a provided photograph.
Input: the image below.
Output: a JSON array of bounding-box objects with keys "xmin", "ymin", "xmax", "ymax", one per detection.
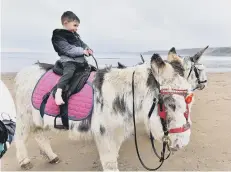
[{"xmin": 1, "ymin": 0, "xmax": 231, "ymax": 53}]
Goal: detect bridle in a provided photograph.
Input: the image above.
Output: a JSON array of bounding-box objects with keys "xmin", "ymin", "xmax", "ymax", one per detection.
[
  {"xmin": 187, "ymin": 59, "xmax": 207, "ymax": 91},
  {"xmin": 158, "ymin": 89, "xmax": 191, "ymax": 133},
  {"xmin": 132, "ymin": 70, "xmax": 191, "ymax": 171}
]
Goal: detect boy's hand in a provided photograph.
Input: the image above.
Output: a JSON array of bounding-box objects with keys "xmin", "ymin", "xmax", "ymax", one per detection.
[
  {"xmin": 83, "ymin": 49, "xmax": 89, "ymax": 56},
  {"xmin": 87, "ymin": 49, "xmax": 93, "ymax": 55}
]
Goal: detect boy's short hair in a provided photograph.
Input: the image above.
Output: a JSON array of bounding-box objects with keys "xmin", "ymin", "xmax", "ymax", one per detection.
[{"xmin": 61, "ymin": 11, "xmax": 80, "ymax": 24}]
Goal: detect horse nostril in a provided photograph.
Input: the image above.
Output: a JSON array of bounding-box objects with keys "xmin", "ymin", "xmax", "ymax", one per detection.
[
  {"xmin": 170, "ymin": 147, "xmax": 178, "ymax": 152},
  {"xmin": 170, "ymin": 144, "xmax": 180, "ymax": 152}
]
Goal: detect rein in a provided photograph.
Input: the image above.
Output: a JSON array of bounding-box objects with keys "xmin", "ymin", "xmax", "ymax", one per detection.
[
  {"xmin": 91, "ymin": 54, "xmax": 99, "ymax": 70},
  {"xmin": 132, "ymin": 71, "xmax": 170, "ymax": 170},
  {"xmin": 132, "ymin": 70, "xmax": 191, "ymax": 170}
]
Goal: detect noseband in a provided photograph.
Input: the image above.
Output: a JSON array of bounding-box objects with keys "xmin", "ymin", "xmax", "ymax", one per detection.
[
  {"xmin": 187, "ymin": 61, "xmax": 207, "ymax": 91},
  {"xmin": 132, "ymin": 71, "xmax": 191, "ymax": 171}
]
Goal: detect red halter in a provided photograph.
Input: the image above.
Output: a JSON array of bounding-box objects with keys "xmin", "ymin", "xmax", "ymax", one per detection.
[{"xmin": 158, "ymin": 89, "xmax": 192, "ymax": 134}]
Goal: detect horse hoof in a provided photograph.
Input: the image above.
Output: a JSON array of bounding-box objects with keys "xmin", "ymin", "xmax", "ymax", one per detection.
[
  {"xmin": 40, "ymin": 150, "xmax": 49, "ymax": 160},
  {"xmin": 21, "ymin": 162, "xmax": 33, "ymax": 170},
  {"xmin": 49, "ymin": 157, "xmax": 60, "ymax": 164}
]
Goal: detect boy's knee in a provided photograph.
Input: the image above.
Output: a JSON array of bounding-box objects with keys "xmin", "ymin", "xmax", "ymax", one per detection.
[
  {"xmin": 63, "ymin": 64, "xmax": 75, "ymax": 74},
  {"xmin": 66, "ymin": 68, "xmax": 76, "ymax": 77}
]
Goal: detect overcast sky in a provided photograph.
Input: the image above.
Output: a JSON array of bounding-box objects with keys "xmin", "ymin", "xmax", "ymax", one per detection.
[{"xmin": 1, "ymin": 0, "xmax": 231, "ymax": 53}]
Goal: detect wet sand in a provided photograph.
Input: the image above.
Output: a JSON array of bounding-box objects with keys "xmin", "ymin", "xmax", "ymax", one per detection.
[{"xmin": 1, "ymin": 72, "xmax": 231, "ymax": 171}]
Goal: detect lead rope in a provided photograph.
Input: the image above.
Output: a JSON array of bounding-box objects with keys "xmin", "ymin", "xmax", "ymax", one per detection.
[{"xmin": 132, "ymin": 71, "xmax": 168, "ymax": 171}]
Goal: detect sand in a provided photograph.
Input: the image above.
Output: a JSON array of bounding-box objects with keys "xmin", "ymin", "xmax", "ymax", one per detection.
[{"xmin": 1, "ymin": 72, "xmax": 231, "ymax": 171}]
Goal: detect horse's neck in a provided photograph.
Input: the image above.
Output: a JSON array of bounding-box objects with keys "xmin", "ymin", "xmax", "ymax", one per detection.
[
  {"xmin": 106, "ymin": 64, "xmax": 156, "ymax": 123},
  {"xmin": 129, "ymin": 66, "xmax": 158, "ymax": 123}
]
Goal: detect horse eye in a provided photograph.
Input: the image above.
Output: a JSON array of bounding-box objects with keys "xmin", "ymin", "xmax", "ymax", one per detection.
[
  {"xmin": 167, "ymin": 116, "xmax": 173, "ymax": 124},
  {"xmin": 169, "ymin": 104, "xmax": 176, "ymax": 111},
  {"xmin": 195, "ymin": 64, "xmax": 204, "ymax": 70},
  {"xmin": 197, "ymin": 68, "xmax": 203, "ymax": 72}
]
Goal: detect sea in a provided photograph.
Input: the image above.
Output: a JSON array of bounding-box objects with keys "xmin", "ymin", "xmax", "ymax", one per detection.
[{"xmin": 1, "ymin": 52, "xmax": 231, "ymax": 73}]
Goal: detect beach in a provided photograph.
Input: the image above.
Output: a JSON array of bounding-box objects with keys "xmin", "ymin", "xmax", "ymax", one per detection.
[{"xmin": 1, "ymin": 71, "xmax": 231, "ymax": 171}]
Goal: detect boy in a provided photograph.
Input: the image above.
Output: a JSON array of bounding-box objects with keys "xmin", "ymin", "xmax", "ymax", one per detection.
[{"xmin": 51, "ymin": 11, "xmax": 93, "ymax": 105}]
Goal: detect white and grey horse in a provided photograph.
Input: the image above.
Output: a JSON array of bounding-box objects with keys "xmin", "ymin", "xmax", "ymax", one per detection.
[{"xmin": 14, "ymin": 53, "xmax": 194, "ymax": 171}]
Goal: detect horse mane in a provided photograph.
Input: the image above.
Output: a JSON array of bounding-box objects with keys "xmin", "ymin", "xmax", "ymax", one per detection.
[
  {"xmin": 117, "ymin": 62, "xmax": 126, "ymax": 69},
  {"xmin": 117, "ymin": 62, "xmax": 144, "ymax": 69},
  {"xmin": 34, "ymin": 61, "xmax": 55, "ymax": 71},
  {"xmin": 168, "ymin": 60, "xmax": 185, "ymax": 77}
]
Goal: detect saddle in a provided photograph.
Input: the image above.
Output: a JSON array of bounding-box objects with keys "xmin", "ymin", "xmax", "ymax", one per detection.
[
  {"xmin": 52, "ymin": 60, "xmax": 95, "ymax": 99},
  {"xmin": 38, "ymin": 60, "xmax": 97, "ymax": 130}
]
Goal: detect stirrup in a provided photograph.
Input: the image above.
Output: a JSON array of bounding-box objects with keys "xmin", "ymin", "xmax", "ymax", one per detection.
[{"xmin": 54, "ymin": 114, "xmax": 69, "ymax": 130}]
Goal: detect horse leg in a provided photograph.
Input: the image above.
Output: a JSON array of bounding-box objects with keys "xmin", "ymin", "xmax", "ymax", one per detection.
[
  {"xmin": 15, "ymin": 109, "xmax": 33, "ymax": 170},
  {"xmin": 94, "ymin": 130, "xmax": 124, "ymax": 171},
  {"xmin": 32, "ymin": 109, "xmax": 59, "ymax": 164},
  {"xmin": 33, "ymin": 128, "xmax": 60, "ymax": 164}
]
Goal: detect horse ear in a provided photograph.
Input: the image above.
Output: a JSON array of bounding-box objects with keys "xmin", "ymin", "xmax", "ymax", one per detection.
[
  {"xmin": 151, "ymin": 53, "xmax": 165, "ymax": 68},
  {"xmin": 151, "ymin": 54, "xmax": 166, "ymax": 73},
  {"xmin": 151, "ymin": 53, "xmax": 174, "ymax": 80},
  {"xmin": 117, "ymin": 62, "xmax": 126, "ymax": 69},
  {"xmin": 191, "ymin": 45, "xmax": 209, "ymax": 62},
  {"xmin": 167, "ymin": 47, "xmax": 182, "ymax": 62},
  {"xmin": 168, "ymin": 47, "xmax": 176, "ymax": 54},
  {"xmin": 140, "ymin": 54, "xmax": 145, "ymax": 63}
]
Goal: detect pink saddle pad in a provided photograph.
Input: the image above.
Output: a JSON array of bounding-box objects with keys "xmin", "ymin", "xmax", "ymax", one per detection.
[{"xmin": 31, "ymin": 70, "xmax": 95, "ymax": 121}]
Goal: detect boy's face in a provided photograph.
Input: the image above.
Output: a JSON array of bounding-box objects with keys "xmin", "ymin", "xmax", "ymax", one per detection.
[{"xmin": 63, "ymin": 20, "xmax": 79, "ymax": 32}]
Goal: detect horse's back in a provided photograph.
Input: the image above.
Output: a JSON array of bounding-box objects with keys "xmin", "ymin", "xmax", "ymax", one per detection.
[
  {"xmin": 15, "ymin": 64, "xmax": 45, "ymax": 89},
  {"xmin": 14, "ymin": 64, "xmax": 47, "ymax": 106}
]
